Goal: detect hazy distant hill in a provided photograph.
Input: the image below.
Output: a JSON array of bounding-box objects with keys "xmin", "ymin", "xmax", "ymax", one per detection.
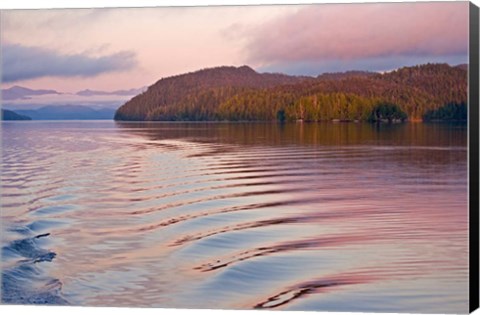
[
  {"xmin": 76, "ymin": 87, "xmax": 146, "ymax": 97},
  {"xmin": 1, "ymin": 109, "xmax": 32, "ymax": 120},
  {"xmin": 2, "ymin": 86, "xmax": 60, "ymax": 101},
  {"xmin": 16, "ymin": 105, "xmax": 115, "ymax": 120},
  {"xmin": 2, "ymin": 85, "xmax": 146, "ymax": 100},
  {"xmin": 115, "ymin": 63, "xmax": 467, "ymax": 122}
]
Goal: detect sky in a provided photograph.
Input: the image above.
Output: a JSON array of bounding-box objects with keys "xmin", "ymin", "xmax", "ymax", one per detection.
[{"xmin": 0, "ymin": 1, "xmax": 470, "ymax": 107}]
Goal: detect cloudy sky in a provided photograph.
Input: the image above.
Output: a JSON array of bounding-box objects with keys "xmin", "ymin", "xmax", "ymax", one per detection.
[{"xmin": 0, "ymin": 1, "xmax": 470, "ymax": 105}]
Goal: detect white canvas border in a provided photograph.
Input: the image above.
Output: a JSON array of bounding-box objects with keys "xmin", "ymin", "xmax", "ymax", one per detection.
[{"xmin": 0, "ymin": 1, "xmax": 478, "ymax": 315}]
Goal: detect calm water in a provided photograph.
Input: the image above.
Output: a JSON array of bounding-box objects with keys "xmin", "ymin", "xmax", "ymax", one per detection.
[{"xmin": 1, "ymin": 121, "xmax": 468, "ymax": 313}]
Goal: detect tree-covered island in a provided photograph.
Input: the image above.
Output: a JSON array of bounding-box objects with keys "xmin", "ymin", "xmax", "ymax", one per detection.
[{"xmin": 114, "ymin": 63, "xmax": 467, "ymax": 123}]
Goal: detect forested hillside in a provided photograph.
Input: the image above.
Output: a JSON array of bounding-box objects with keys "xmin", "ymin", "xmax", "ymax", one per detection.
[{"xmin": 114, "ymin": 63, "xmax": 467, "ymax": 122}]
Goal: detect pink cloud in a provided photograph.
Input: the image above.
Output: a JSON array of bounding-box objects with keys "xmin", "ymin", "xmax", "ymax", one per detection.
[{"xmin": 245, "ymin": 2, "xmax": 469, "ymax": 65}]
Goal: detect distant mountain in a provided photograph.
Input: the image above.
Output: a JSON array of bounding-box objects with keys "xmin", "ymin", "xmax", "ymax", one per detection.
[
  {"xmin": 2, "ymin": 86, "xmax": 60, "ymax": 101},
  {"xmin": 76, "ymin": 87, "xmax": 147, "ymax": 97},
  {"xmin": 115, "ymin": 63, "xmax": 467, "ymax": 122},
  {"xmin": 1, "ymin": 109, "xmax": 32, "ymax": 120},
  {"xmin": 16, "ymin": 105, "xmax": 115, "ymax": 120},
  {"xmin": 2, "ymin": 85, "xmax": 146, "ymax": 102}
]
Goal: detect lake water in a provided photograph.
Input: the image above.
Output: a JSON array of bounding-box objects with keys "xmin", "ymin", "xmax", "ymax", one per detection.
[{"xmin": 1, "ymin": 121, "xmax": 468, "ymax": 313}]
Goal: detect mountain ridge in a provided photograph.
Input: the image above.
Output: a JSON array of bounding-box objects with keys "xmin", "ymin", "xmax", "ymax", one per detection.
[
  {"xmin": 75, "ymin": 87, "xmax": 147, "ymax": 97},
  {"xmin": 115, "ymin": 63, "xmax": 467, "ymax": 122},
  {"xmin": 15, "ymin": 105, "xmax": 115, "ymax": 120},
  {"xmin": 1, "ymin": 109, "xmax": 32, "ymax": 120},
  {"xmin": 2, "ymin": 86, "xmax": 146, "ymax": 101},
  {"xmin": 2, "ymin": 86, "xmax": 61, "ymax": 101}
]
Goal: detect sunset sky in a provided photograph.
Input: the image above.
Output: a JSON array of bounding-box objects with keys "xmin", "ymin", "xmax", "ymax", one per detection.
[{"xmin": 0, "ymin": 1, "xmax": 469, "ymax": 107}]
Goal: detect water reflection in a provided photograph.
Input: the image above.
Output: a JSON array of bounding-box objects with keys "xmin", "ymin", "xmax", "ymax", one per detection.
[
  {"xmin": 1, "ymin": 121, "xmax": 468, "ymax": 313},
  {"xmin": 115, "ymin": 121, "xmax": 467, "ymax": 147}
]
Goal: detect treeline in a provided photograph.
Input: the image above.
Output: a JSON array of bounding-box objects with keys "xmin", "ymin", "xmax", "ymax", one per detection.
[
  {"xmin": 114, "ymin": 63, "xmax": 467, "ymax": 122},
  {"xmin": 423, "ymin": 103, "xmax": 467, "ymax": 121}
]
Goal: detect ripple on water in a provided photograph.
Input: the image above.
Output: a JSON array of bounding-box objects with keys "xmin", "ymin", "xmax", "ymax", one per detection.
[{"xmin": 1, "ymin": 122, "xmax": 468, "ymax": 312}]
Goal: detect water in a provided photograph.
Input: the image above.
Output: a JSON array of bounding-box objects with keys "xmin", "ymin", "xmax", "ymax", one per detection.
[{"xmin": 1, "ymin": 121, "xmax": 468, "ymax": 312}]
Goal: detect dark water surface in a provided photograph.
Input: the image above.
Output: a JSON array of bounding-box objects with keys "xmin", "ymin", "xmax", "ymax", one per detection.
[{"xmin": 1, "ymin": 121, "xmax": 468, "ymax": 312}]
